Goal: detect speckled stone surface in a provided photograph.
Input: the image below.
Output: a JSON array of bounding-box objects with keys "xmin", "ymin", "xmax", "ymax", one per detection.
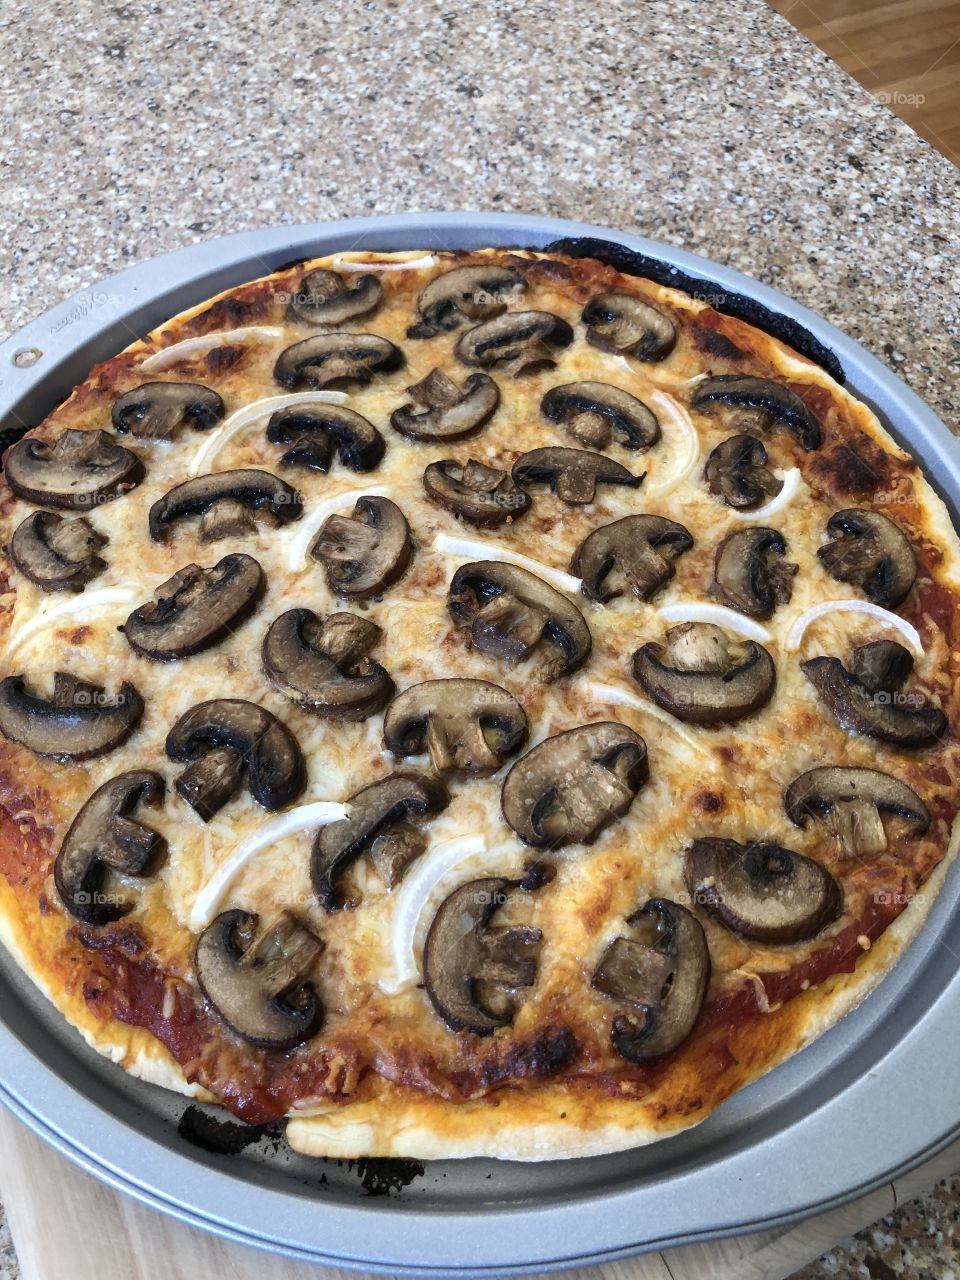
[{"xmin": 0, "ymin": 1, "xmax": 958, "ymax": 1277}]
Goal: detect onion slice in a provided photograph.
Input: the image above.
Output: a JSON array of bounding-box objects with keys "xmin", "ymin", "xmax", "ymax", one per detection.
[
  {"xmin": 656, "ymin": 601, "xmax": 772, "ymax": 643},
  {"xmin": 140, "ymin": 327, "xmax": 284, "ymax": 373},
  {"xmin": 286, "ymin": 484, "xmax": 393, "ymax": 571},
  {"xmin": 330, "ymin": 253, "xmax": 439, "ymax": 272},
  {"xmin": 730, "ymin": 467, "xmax": 802, "ymax": 522},
  {"xmin": 6, "ymin": 588, "xmax": 136, "ymax": 658},
  {"xmin": 434, "ymin": 531, "xmax": 582, "ymax": 596},
  {"xmin": 641, "ymin": 391, "xmax": 701, "ymax": 497},
  {"xmin": 383, "ymin": 834, "xmax": 488, "ymax": 993},
  {"xmin": 785, "ymin": 600, "xmax": 923, "ymax": 657},
  {"xmin": 188, "ymin": 801, "xmax": 349, "ymax": 932},
  {"xmin": 583, "ymin": 680, "xmax": 711, "ymax": 757},
  {"xmin": 188, "ymin": 390, "xmax": 348, "ymax": 477}
]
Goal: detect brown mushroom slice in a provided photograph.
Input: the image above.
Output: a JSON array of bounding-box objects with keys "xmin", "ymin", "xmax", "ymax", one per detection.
[
  {"xmin": 422, "ymin": 875, "xmax": 542, "ymax": 1034},
  {"xmin": 712, "ymin": 527, "xmax": 797, "ymax": 619},
  {"xmin": 448, "ymin": 560, "xmax": 591, "ymax": 680},
  {"xmin": 684, "ymin": 838, "xmax": 842, "ymax": 944},
  {"xmin": 383, "ymin": 679, "xmax": 528, "ymax": 777},
  {"xmin": 391, "ymin": 370, "xmax": 500, "ymax": 441},
  {"xmin": 704, "ymin": 434, "xmax": 783, "ymax": 510},
  {"xmin": 784, "ymin": 765, "xmax": 930, "ymax": 858},
  {"xmin": 801, "ymin": 644, "xmax": 947, "ymax": 747},
  {"xmin": 312, "ymin": 773, "xmax": 448, "ymax": 909},
  {"xmin": 572, "ymin": 514, "xmax": 693, "ymax": 603},
  {"xmin": 501, "ymin": 722, "xmax": 647, "ymax": 847},
  {"xmin": 454, "ymin": 311, "xmax": 574, "ymax": 377},
  {"xmin": 266, "ymin": 403, "xmax": 385, "ymax": 473},
  {"xmin": 422, "ymin": 458, "xmax": 531, "ymax": 528},
  {"xmin": 262, "ymin": 608, "xmax": 394, "ymax": 719},
  {"xmin": 148, "ymin": 469, "xmax": 302, "ymax": 542},
  {"xmin": 592, "ymin": 899, "xmax": 709, "ymax": 1061},
  {"xmin": 311, "ymin": 495, "xmax": 412, "ymax": 599},
  {"xmin": 817, "ymin": 509, "xmax": 917, "ymax": 608},
  {"xmin": 123, "ymin": 554, "xmax": 264, "ymax": 661},
  {"xmin": 632, "ymin": 622, "xmax": 776, "ymax": 726},
  {"xmin": 54, "ymin": 771, "xmax": 166, "ymax": 925},
  {"xmin": 165, "ymin": 699, "xmax": 305, "ymax": 820},
  {"xmin": 0, "ymin": 672, "xmax": 144, "ymax": 761},
  {"xmin": 512, "ymin": 447, "xmax": 642, "ymax": 505},
  {"xmin": 5, "ymin": 429, "xmax": 144, "ymax": 510},
  {"xmin": 195, "ymin": 910, "xmax": 323, "ymax": 1050},
  {"xmin": 9, "ymin": 511, "xmax": 107, "ymax": 592},
  {"xmin": 691, "ymin": 375, "xmax": 822, "ymax": 450},
  {"xmin": 541, "ymin": 381, "xmax": 660, "ymax": 451},
  {"xmin": 581, "ymin": 292, "xmax": 676, "ymax": 362},
  {"xmin": 288, "ymin": 268, "xmax": 384, "ymax": 326},
  {"xmin": 111, "ymin": 382, "xmax": 225, "ymax": 440},
  {"xmin": 408, "ymin": 264, "xmax": 526, "ymax": 338},
  {"xmin": 274, "ymin": 332, "xmax": 403, "ymax": 391}
]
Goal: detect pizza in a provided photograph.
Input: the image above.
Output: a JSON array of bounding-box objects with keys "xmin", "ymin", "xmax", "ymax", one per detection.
[{"xmin": 0, "ymin": 245, "xmax": 958, "ymax": 1163}]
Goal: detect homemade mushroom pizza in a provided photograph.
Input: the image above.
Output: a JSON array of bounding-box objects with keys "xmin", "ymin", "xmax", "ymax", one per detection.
[{"xmin": 1, "ymin": 248, "xmax": 958, "ymax": 1161}]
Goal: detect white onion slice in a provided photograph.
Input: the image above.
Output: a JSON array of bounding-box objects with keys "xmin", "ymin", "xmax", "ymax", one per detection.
[
  {"xmin": 140, "ymin": 327, "xmax": 284, "ymax": 373},
  {"xmin": 433, "ymin": 531, "xmax": 582, "ymax": 596},
  {"xmin": 642, "ymin": 391, "xmax": 701, "ymax": 497},
  {"xmin": 785, "ymin": 600, "xmax": 923, "ymax": 657},
  {"xmin": 656, "ymin": 601, "xmax": 772, "ymax": 643},
  {"xmin": 583, "ymin": 680, "xmax": 710, "ymax": 756},
  {"xmin": 6, "ymin": 588, "xmax": 136, "ymax": 658},
  {"xmin": 188, "ymin": 390, "xmax": 347, "ymax": 477},
  {"xmin": 286, "ymin": 485, "xmax": 393, "ymax": 571},
  {"xmin": 331, "ymin": 253, "xmax": 439, "ymax": 272},
  {"xmin": 383, "ymin": 835, "xmax": 488, "ymax": 993},
  {"xmin": 188, "ymin": 801, "xmax": 349, "ymax": 932},
  {"xmin": 730, "ymin": 468, "xmax": 802, "ymax": 523}
]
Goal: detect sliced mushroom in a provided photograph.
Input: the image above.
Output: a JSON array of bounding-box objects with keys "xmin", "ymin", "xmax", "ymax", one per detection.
[
  {"xmin": 111, "ymin": 382, "xmax": 225, "ymax": 440},
  {"xmin": 632, "ymin": 622, "xmax": 776, "ymax": 725},
  {"xmin": 592, "ymin": 899, "xmax": 709, "ymax": 1061},
  {"xmin": 540, "ymin": 381, "xmax": 660, "ymax": 451},
  {"xmin": 408, "ymin": 264, "xmax": 526, "ymax": 338},
  {"xmin": 148, "ymin": 469, "xmax": 302, "ymax": 542},
  {"xmin": 801, "ymin": 641, "xmax": 947, "ymax": 747},
  {"xmin": 265, "ymin": 403, "xmax": 384, "ymax": 473},
  {"xmin": 123, "ymin": 554, "xmax": 264, "ymax": 661},
  {"xmin": 165, "ymin": 699, "xmax": 305, "ymax": 820},
  {"xmin": 581, "ymin": 292, "xmax": 676, "ymax": 362},
  {"xmin": 572, "ymin": 514, "xmax": 693, "ymax": 603},
  {"xmin": 422, "ymin": 875, "xmax": 542, "ymax": 1034},
  {"xmin": 817, "ymin": 509, "xmax": 917, "ymax": 607},
  {"xmin": 311, "ymin": 495, "xmax": 412, "ymax": 599},
  {"xmin": 512, "ymin": 447, "xmax": 642, "ymax": 505},
  {"xmin": 383, "ymin": 679, "xmax": 527, "ymax": 776},
  {"xmin": 5, "ymin": 429, "xmax": 144, "ymax": 510},
  {"xmin": 195, "ymin": 910, "xmax": 323, "ymax": 1050},
  {"xmin": 0, "ymin": 672, "xmax": 144, "ymax": 761},
  {"xmin": 712, "ymin": 527, "xmax": 797, "ymax": 619},
  {"xmin": 684, "ymin": 838, "xmax": 842, "ymax": 944},
  {"xmin": 501, "ymin": 722, "xmax": 647, "ymax": 847},
  {"xmin": 422, "ymin": 458, "xmax": 531, "ymax": 528},
  {"xmin": 288, "ymin": 268, "xmax": 383, "ymax": 326},
  {"xmin": 274, "ymin": 333, "xmax": 403, "ymax": 390},
  {"xmin": 704, "ymin": 433, "xmax": 783, "ymax": 510},
  {"xmin": 448, "ymin": 560, "xmax": 592, "ymax": 680},
  {"xmin": 262, "ymin": 608, "xmax": 393, "ymax": 719},
  {"xmin": 784, "ymin": 765, "xmax": 930, "ymax": 858},
  {"xmin": 312, "ymin": 773, "xmax": 448, "ymax": 909},
  {"xmin": 454, "ymin": 311, "xmax": 574, "ymax": 377},
  {"xmin": 390, "ymin": 370, "xmax": 500, "ymax": 441},
  {"xmin": 9, "ymin": 511, "xmax": 107, "ymax": 592},
  {"xmin": 691, "ymin": 375, "xmax": 822, "ymax": 450},
  {"xmin": 54, "ymin": 771, "xmax": 166, "ymax": 925}
]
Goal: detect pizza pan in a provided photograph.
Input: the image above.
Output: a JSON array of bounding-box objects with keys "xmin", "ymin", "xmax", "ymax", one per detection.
[{"xmin": 2, "ymin": 212, "xmax": 960, "ymax": 1276}]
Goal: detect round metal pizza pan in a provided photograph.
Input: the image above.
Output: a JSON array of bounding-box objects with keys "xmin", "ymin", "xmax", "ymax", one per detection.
[{"xmin": 2, "ymin": 212, "xmax": 960, "ymax": 1276}]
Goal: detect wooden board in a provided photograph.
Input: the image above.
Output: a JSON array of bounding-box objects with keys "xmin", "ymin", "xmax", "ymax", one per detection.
[{"xmin": 1, "ymin": 1106, "xmax": 958, "ymax": 1280}]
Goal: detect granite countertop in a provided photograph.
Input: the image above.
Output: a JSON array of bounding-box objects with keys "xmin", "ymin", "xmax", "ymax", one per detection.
[{"xmin": 0, "ymin": 0, "xmax": 959, "ymax": 1276}]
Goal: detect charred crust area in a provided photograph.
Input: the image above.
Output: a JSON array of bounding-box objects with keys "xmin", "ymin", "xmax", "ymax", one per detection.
[
  {"xmin": 691, "ymin": 320, "xmax": 746, "ymax": 362},
  {"xmin": 176, "ymin": 282, "xmax": 279, "ymax": 335},
  {"xmin": 805, "ymin": 432, "xmax": 904, "ymax": 499}
]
